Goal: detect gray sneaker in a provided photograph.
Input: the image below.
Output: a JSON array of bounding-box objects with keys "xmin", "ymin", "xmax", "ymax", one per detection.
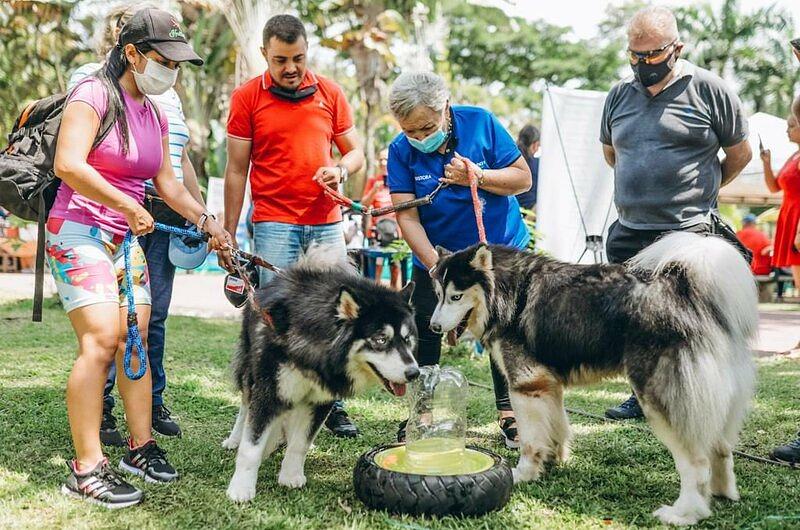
[
  {"xmin": 119, "ymin": 440, "xmax": 179, "ymax": 483},
  {"xmin": 61, "ymin": 458, "xmax": 142, "ymax": 509}
]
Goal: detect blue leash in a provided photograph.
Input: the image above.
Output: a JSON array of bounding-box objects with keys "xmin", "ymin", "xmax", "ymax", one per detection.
[{"xmin": 121, "ymin": 223, "xmax": 206, "ymax": 380}]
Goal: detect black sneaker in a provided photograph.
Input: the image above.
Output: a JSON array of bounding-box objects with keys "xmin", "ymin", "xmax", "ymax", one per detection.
[
  {"xmin": 499, "ymin": 416, "xmax": 520, "ymax": 450},
  {"xmin": 325, "ymin": 405, "xmax": 359, "ymax": 438},
  {"xmin": 152, "ymin": 404, "xmax": 182, "ymax": 437},
  {"xmin": 119, "ymin": 440, "xmax": 179, "ymax": 483},
  {"xmin": 100, "ymin": 405, "xmax": 125, "ymax": 447},
  {"xmin": 605, "ymin": 394, "xmax": 644, "ymax": 420},
  {"xmin": 770, "ymin": 434, "xmax": 800, "ymax": 464},
  {"xmin": 61, "ymin": 458, "xmax": 142, "ymax": 509},
  {"xmin": 397, "ymin": 419, "xmax": 408, "ymax": 443}
]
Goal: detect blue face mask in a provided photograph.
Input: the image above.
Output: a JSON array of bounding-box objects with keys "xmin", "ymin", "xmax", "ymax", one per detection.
[{"xmin": 407, "ymin": 113, "xmax": 448, "ymax": 153}]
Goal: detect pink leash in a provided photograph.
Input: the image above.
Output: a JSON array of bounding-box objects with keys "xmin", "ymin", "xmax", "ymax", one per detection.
[{"xmin": 466, "ymin": 161, "xmax": 487, "ymax": 244}]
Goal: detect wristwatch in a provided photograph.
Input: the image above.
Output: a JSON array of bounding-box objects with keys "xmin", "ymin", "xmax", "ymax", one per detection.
[
  {"xmin": 337, "ymin": 164, "xmax": 349, "ymax": 183},
  {"xmin": 477, "ymin": 167, "xmax": 486, "ymax": 187}
]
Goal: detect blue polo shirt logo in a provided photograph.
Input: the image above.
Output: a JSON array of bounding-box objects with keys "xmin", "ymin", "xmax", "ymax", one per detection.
[{"xmin": 387, "ymin": 105, "xmax": 530, "ymax": 269}]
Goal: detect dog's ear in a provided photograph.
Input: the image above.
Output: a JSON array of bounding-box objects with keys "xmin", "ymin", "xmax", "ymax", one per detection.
[
  {"xmin": 470, "ymin": 244, "xmax": 492, "ymax": 273},
  {"xmin": 400, "ymin": 281, "xmax": 415, "ymax": 304},
  {"xmin": 435, "ymin": 245, "xmax": 452, "ymax": 258},
  {"xmin": 336, "ymin": 288, "xmax": 360, "ymax": 320}
]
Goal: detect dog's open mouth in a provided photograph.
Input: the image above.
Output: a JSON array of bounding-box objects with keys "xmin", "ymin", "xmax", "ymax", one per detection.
[
  {"xmin": 366, "ymin": 363, "xmax": 407, "ymax": 397},
  {"xmin": 446, "ymin": 309, "xmax": 473, "ymax": 346}
]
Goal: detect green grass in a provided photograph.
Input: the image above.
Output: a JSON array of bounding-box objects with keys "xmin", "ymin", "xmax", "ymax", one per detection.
[{"xmin": 1, "ymin": 298, "xmax": 799, "ymax": 529}]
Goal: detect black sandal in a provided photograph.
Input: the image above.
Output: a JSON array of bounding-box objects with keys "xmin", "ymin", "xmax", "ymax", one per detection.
[{"xmin": 498, "ymin": 417, "xmax": 519, "ymax": 449}]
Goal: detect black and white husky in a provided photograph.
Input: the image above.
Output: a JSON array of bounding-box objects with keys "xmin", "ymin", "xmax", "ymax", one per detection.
[
  {"xmin": 429, "ymin": 232, "xmax": 757, "ymax": 526},
  {"xmin": 223, "ymin": 248, "xmax": 419, "ymax": 502}
]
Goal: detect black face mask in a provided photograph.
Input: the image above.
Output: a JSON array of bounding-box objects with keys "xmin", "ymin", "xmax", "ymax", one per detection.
[
  {"xmin": 269, "ymin": 84, "xmax": 318, "ymax": 102},
  {"xmin": 631, "ymin": 52, "xmax": 676, "ymax": 87}
]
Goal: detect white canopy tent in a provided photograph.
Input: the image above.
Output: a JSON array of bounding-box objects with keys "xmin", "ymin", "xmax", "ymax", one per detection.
[
  {"xmin": 537, "ymin": 87, "xmax": 794, "ymax": 264},
  {"xmin": 536, "ymin": 86, "xmax": 615, "ymax": 264}
]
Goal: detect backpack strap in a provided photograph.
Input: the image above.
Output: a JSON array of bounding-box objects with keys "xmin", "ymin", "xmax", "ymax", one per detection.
[{"xmin": 32, "ymin": 193, "xmax": 46, "ymax": 322}]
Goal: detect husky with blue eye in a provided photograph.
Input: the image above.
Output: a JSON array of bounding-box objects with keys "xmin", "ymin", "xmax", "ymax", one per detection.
[
  {"xmin": 223, "ymin": 247, "xmax": 419, "ymax": 502},
  {"xmin": 429, "ymin": 233, "xmax": 757, "ymax": 526}
]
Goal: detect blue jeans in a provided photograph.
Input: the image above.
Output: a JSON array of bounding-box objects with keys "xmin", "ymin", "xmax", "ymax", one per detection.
[
  {"xmin": 252, "ymin": 221, "xmax": 346, "ymax": 285},
  {"xmin": 104, "ymin": 229, "xmax": 175, "ymax": 409},
  {"xmin": 253, "ymin": 221, "xmax": 347, "ymax": 410}
]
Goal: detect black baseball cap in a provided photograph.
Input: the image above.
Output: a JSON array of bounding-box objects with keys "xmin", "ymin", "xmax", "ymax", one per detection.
[{"xmin": 119, "ymin": 8, "xmax": 204, "ymax": 66}]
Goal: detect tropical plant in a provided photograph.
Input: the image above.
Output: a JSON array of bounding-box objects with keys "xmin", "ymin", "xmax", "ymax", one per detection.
[
  {"xmin": 174, "ymin": 1, "xmax": 239, "ymax": 186},
  {"xmin": 0, "ymin": 0, "xmax": 93, "ymax": 139},
  {"xmin": 674, "ymin": 0, "xmax": 798, "ymax": 116}
]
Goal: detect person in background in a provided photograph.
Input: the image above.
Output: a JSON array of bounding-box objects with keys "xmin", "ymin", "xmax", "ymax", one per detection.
[
  {"xmin": 220, "ymin": 14, "xmax": 365, "ymax": 437},
  {"xmin": 514, "ymin": 125, "xmax": 540, "ymax": 211},
  {"xmin": 765, "ymin": 77, "xmax": 800, "ymax": 463},
  {"xmin": 386, "ymin": 71, "xmax": 532, "ymax": 448},
  {"xmin": 69, "ymin": 3, "xmax": 205, "ymax": 443},
  {"xmin": 362, "ymin": 148, "xmax": 402, "ymax": 285},
  {"xmin": 761, "ymin": 114, "xmax": 800, "ymax": 291},
  {"xmin": 51, "ymin": 8, "xmax": 229, "ymax": 507},
  {"xmin": 361, "ymin": 148, "xmax": 396, "ymax": 233},
  {"xmin": 600, "ymin": 7, "xmax": 751, "ymax": 420},
  {"xmin": 736, "ymin": 214, "xmax": 772, "ymax": 276}
]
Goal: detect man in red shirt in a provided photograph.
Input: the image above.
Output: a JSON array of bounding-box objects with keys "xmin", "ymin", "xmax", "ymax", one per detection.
[
  {"xmin": 221, "ymin": 14, "xmax": 365, "ymax": 437},
  {"xmin": 736, "ymin": 214, "xmax": 773, "ymax": 276}
]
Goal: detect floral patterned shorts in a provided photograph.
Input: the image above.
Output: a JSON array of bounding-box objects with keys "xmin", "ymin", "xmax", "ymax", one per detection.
[{"xmin": 45, "ymin": 218, "xmax": 151, "ymax": 313}]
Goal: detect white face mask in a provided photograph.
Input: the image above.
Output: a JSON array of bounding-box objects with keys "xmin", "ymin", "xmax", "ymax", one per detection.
[{"xmin": 131, "ymin": 50, "xmax": 178, "ymax": 96}]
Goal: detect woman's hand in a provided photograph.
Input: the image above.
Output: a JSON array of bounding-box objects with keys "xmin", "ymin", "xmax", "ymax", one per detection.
[
  {"xmin": 123, "ymin": 203, "xmax": 154, "ymax": 236},
  {"xmin": 760, "ymin": 148, "xmax": 771, "ymax": 166},
  {"xmin": 442, "ymin": 153, "xmax": 482, "ymax": 187},
  {"xmin": 203, "ymin": 218, "xmax": 233, "ymax": 253},
  {"xmin": 794, "ymin": 230, "xmax": 800, "ymax": 252}
]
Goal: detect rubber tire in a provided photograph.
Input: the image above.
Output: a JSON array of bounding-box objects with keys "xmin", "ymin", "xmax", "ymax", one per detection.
[{"xmin": 353, "ymin": 444, "xmax": 513, "ymax": 517}]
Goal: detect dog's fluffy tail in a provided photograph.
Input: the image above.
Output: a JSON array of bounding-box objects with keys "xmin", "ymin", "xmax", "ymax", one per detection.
[
  {"xmin": 629, "ymin": 232, "xmax": 757, "ymax": 453},
  {"xmin": 293, "ymin": 243, "xmax": 357, "ymax": 274},
  {"xmin": 628, "ymin": 231, "xmax": 758, "ymax": 343}
]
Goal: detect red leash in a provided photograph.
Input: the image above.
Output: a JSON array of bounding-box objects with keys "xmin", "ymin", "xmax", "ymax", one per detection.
[{"xmin": 465, "ymin": 159, "xmax": 487, "ymax": 244}]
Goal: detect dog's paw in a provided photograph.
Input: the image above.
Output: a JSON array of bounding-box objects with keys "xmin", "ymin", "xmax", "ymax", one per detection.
[
  {"xmin": 277, "ymin": 471, "xmax": 307, "ymax": 489},
  {"xmin": 221, "ymin": 436, "xmax": 240, "ymax": 450},
  {"xmin": 226, "ymin": 478, "xmax": 256, "ymax": 502},
  {"xmin": 511, "ymin": 466, "xmax": 540, "ymax": 484},
  {"xmin": 653, "ymin": 503, "xmax": 711, "ymax": 526},
  {"xmin": 711, "ymin": 484, "xmax": 740, "ymax": 502}
]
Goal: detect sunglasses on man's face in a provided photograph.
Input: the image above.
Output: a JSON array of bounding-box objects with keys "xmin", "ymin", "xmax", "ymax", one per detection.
[{"xmin": 627, "ymin": 40, "xmax": 677, "ymax": 65}]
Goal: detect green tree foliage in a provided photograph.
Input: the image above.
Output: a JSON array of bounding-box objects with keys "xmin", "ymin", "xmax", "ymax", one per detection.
[
  {"xmin": 174, "ymin": 1, "xmax": 238, "ymax": 186},
  {"xmin": 675, "ymin": 0, "xmax": 798, "ymax": 117},
  {"xmin": 0, "ymin": 0, "xmax": 93, "ymax": 139},
  {"xmin": 446, "ymin": 2, "xmax": 623, "ymax": 92}
]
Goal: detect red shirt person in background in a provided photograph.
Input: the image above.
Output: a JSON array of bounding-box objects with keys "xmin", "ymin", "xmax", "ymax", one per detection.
[
  {"xmin": 736, "ymin": 214, "xmax": 772, "ymax": 275},
  {"xmin": 220, "ymin": 15, "xmax": 365, "ymax": 438},
  {"xmin": 760, "ymin": 114, "xmax": 800, "ymax": 290},
  {"xmin": 361, "ymin": 148, "xmax": 398, "ymax": 234}
]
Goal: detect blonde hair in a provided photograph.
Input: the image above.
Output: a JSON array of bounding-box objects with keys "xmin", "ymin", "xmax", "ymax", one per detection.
[{"xmin": 627, "ymin": 6, "xmax": 679, "ymax": 43}]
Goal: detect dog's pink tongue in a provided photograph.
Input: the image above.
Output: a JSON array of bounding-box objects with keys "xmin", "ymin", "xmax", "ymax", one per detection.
[{"xmin": 390, "ymin": 382, "xmax": 407, "ymax": 397}]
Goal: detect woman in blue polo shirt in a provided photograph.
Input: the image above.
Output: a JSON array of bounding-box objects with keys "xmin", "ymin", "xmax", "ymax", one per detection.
[{"xmin": 386, "ymin": 71, "xmax": 532, "ymax": 448}]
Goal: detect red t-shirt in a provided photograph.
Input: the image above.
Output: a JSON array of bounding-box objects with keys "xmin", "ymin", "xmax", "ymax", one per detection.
[
  {"xmin": 362, "ymin": 173, "xmax": 397, "ymax": 231},
  {"xmin": 227, "ymin": 70, "xmax": 355, "ymax": 225},
  {"xmin": 736, "ymin": 226, "xmax": 772, "ymax": 275}
]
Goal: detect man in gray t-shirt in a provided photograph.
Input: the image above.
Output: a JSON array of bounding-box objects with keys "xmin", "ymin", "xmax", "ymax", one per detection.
[{"xmin": 599, "ymin": 7, "xmax": 752, "ymax": 421}]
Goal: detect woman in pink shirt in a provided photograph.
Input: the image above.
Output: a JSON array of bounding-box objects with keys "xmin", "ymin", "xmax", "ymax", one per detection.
[{"xmin": 49, "ymin": 8, "xmax": 231, "ymax": 507}]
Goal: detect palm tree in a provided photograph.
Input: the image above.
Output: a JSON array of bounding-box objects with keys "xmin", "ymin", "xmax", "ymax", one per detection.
[
  {"xmin": 675, "ymin": 0, "xmax": 792, "ymax": 80},
  {"xmin": 675, "ymin": 0, "xmax": 797, "ymax": 116}
]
